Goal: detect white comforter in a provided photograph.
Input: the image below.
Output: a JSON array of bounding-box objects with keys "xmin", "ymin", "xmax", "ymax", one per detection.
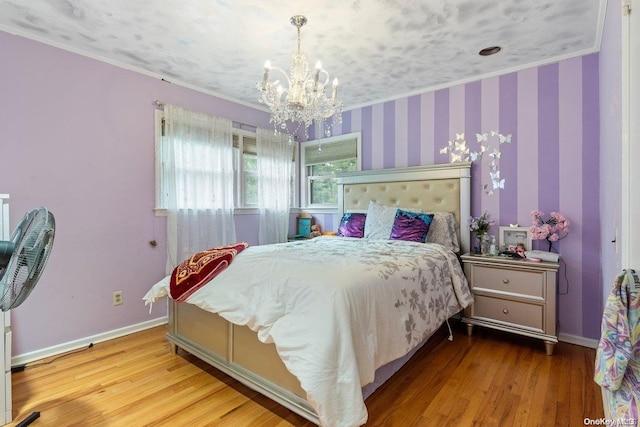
[{"xmin": 144, "ymin": 237, "xmax": 472, "ymax": 427}]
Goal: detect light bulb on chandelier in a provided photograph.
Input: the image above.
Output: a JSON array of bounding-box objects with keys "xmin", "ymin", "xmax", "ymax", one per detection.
[{"xmin": 257, "ymin": 15, "xmax": 343, "ymax": 141}]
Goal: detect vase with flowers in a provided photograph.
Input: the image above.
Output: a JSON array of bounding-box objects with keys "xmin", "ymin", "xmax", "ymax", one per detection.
[
  {"xmin": 529, "ymin": 210, "xmax": 570, "ymax": 252},
  {"xmin": 469, "ymin": 211, "xmax": 494, "ymax": 255}
]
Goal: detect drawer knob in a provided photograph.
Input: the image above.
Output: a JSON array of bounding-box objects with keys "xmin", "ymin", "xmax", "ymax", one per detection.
[
  {"xmin": 503, "ymin": 308, "xmax": 509, "ymax": 315},
  {"xmin": 503, "ymin": 278, "xmax": 510, "ymax": 284}
]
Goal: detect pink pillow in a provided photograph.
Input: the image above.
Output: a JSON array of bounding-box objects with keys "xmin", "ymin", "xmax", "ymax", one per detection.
[{"xmin": 390, "ymin": 210, "xmax": 434, "ymax": 243}]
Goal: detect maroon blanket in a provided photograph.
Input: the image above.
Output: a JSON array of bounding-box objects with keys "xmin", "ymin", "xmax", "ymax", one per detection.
[{"xmin": 170, "ymin": 242, "xmax": 249, "ymax": 302}]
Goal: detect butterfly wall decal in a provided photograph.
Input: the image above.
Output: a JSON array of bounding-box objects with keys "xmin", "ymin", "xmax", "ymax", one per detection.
[
  {"xmin": 499, "ymin": 133, "xmax": 512, "ymax": 144},
  {"xmin": 441, "ymin": 133, "xmax": 470, "ymax": 163},
  {"xmin": 443, "ymin": 130, "xmax": 512, "ymax": 196}
]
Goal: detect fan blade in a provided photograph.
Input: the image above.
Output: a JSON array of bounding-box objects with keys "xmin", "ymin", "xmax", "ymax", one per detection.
[{"xmin": 0, "ymin": 240, "xmax": 15, "ymax": 269}]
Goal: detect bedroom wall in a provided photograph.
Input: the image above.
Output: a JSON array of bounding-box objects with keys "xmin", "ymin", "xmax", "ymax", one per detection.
[
  {"xmin": 0, "ymin": 24, "xmax": 606, "ymax": 354},
  {"xmin": 312, "ymin": 55, "xmax": 602, "ymax": 341},
  {"xmin": 599, "ymin": 1, "xmax": 622, "ymax": 305},
  {"xmin": 0, "ymin": 30, "xmax": 272, "ymax": 355}
]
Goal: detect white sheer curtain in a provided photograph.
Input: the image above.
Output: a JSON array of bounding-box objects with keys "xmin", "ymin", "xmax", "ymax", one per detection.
[
  {"xmin": 163, "ymin": 104, "xmax": 236, "ymax": 273},
  {"xmin": 257, "ymin": 128, "xmax": 294, "ymax": 245}
]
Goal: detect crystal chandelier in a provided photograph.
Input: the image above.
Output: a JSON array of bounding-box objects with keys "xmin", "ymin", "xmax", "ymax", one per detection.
[{"xmin": 257, "ymin": 15, "xmax": 343, "ymax": 139}]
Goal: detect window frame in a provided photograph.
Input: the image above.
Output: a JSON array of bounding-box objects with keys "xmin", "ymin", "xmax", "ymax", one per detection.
[{"xmin": 300, "ymin": 131, "xmax": 362, "ymax": 210}]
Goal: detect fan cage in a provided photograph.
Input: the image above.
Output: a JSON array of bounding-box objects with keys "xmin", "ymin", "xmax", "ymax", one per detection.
[{"xmin": 0, "ymin": 208, "xmax": 55, "ymax": 312}]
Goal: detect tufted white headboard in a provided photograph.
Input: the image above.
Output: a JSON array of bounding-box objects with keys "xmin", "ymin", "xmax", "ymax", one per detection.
[{"xmin": 336, "ymin": 164, "xmax": 471, "ymax": 253}]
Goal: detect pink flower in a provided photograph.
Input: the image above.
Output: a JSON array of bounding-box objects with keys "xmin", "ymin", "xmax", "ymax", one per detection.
[{"xmin": 529, "ymin": 210, "xmax": 570, "ymax": 250}]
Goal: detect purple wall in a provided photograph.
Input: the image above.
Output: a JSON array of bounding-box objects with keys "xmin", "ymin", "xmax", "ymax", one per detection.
[
  {"xmin": 318, "ymin": 56, "xmax": 602, "ymax": 340},
  {"xmin": 0, "ymin": 31, "xmax": 271, "ymax": 355},
  {"xmin": 1, "ymin": 22, "xmax": 610, "ymax": 356}
]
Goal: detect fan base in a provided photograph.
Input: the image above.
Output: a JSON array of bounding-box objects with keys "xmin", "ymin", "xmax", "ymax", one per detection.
[{"xmin": 15, "ymin": 411, "xmax": 40, "ymax": 427}]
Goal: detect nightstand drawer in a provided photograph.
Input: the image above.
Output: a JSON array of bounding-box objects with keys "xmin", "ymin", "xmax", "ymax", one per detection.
[
  {"xmin": 474, "ymin": 295, "xmax": 543, "ymax": 330},
  {"xmin": 473, "ymin": 265, "xmax": 544, "ymax": 298}
]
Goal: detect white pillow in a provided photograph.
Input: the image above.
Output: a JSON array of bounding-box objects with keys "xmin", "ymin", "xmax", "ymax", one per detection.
[
  {"xmin": 424, "ymin": 212, "xmax": 460, "ymax": 253},
  {"xmin": 363, "ymin": 201, "xmax": 420, "ymax": 239}
]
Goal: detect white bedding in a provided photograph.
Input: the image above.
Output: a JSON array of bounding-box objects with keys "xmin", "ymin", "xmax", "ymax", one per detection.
[{"xmin": 144, "ymin": 236, "xmax": 473, "ymax": 427}]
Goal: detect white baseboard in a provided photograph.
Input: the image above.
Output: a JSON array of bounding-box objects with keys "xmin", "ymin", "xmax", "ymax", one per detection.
[
  {"xmin": 558, "ymin": 332, "xmax": 599, "ymax": 349},
  {"xmin": 9, "ymin": 316, "xmax": 598, "ymax": 367},
  {"xmin": 11, "ymin": 316, "xmax": 168, "ymax": 366}
]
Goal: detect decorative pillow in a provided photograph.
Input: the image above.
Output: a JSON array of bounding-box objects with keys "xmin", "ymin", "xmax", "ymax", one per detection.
[
  {"xmin": 390, "ymin": 210, "xmax": 435, "ymax": 243},
  {"xmin": 363, "ymin": 201, "xmax": 421, "ymax": 239},
  {"xmin": 170, "ymin": 242, "xmax": 249, "ymax": 302},
  {"xmin": 336, "ymin": 212, "xmax": 367, "ymax": 238},
  {"xmin": 425, "ymin": 212, "xmax": 460, "ymax": 252}
]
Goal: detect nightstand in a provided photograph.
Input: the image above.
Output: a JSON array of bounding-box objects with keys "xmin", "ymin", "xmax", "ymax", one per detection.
[
  {"xmin": 287, "ymin": 236, "xmax": 311, "ymax": 242},
  {"xmin": 460, "ymin": 253, "xmax": 560, "ymax": 355}
]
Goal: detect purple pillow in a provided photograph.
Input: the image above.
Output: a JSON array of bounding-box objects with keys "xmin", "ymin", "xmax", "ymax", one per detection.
[
  {"xmin": 390, "ymin": 210, "xmax": 435, "ymax": 243},
  {"xmin": 336, "ymin": 212, "xmax": 367, "ymax": 238}
]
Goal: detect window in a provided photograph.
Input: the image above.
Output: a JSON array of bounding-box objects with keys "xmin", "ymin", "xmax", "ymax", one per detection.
[
  {"xmin": 233, "ymin": 133, "xmax": 258, "ymax": 207},
  {"xmin": 154, "ymin": 108, "xmax": 234, "ymax": 211},
  {"xmin": 300, "ymin": 132, "xmax": 361, "ymax": 208},
  {"xmin": 233, "ymin": 130, "xmax": 297, "ymax": 209},
  {"xmin": 155, "ymin": 109, "xmax": 298, "ymax": 213}
]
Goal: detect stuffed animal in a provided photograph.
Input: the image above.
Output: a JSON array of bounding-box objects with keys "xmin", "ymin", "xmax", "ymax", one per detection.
[{"xmin": 310, "ymin": 224, "xmax": 322, "ymax": 238}]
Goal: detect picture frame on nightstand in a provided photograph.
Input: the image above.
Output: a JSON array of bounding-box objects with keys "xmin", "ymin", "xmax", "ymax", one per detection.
[{"xmin": 499, "ymin": 226, "xmax": 532, "ymax": 251}]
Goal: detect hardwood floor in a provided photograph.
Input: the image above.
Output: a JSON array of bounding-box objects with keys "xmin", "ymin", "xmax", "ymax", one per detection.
[{"xmin": 9, "ymin": 321, "xmax": 603, "ymax": 426}]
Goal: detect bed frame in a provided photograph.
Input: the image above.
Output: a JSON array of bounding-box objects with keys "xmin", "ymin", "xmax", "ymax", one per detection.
[{"xmin": 165, "ymin": 163, "xmax": 471, "ymax": 424}]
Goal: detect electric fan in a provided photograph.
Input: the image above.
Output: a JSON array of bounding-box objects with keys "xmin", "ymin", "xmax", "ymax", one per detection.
[{"xmin": 0, "ymin": 207, "xmax": 55, "ymax": 427}]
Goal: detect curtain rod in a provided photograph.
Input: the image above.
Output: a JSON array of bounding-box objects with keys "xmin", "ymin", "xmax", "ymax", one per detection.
[{"xmin": 154, "ymin": 100, "xmax": 257, "ymax": 132}]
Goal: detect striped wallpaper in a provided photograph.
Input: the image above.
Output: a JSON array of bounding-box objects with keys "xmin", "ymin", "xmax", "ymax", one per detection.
[{"xmin": 314, "ymin": 54, "xmax": 601, "ymax": 340}]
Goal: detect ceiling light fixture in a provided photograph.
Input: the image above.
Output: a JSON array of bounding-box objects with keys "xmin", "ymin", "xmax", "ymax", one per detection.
[
  {"xmin": 257, "ymin": 15, "xmax": 343, "ymax": 140},
  {"xmin": 479, "ymin": 46, "xmax": 502, "ymax": 56}
]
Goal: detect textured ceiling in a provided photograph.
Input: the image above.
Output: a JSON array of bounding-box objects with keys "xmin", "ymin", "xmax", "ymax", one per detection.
[{"xmin": 0, "ymin": 0, "xmax": 606, "ymax": 110}]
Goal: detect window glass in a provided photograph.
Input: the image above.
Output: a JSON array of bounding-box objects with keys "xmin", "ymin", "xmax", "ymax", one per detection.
[
  {"xmin": 232, "ymin": 133, "xmax": 294, "ymax": 208},
  {"xmin": 244, "ymin": 154, "xmax": 258, "ymax": 206},
  {"xmin": 301, "ymin": 133, "xmax": 360, "ymax": 207}
]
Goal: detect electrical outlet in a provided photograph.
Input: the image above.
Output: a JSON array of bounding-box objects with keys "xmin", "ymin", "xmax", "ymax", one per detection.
[{"xmin": 113, "ymin": 291, "xmax": 123, "ymax": 306}]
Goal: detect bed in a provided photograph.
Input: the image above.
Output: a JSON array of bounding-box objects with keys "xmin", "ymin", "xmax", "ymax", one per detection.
[{"xmin": 144, "ymin": 163, "xmax": 472, "ymax": 427}]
